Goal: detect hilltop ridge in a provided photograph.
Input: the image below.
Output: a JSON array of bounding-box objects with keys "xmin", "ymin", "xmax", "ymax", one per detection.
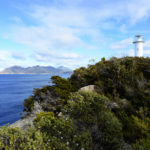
[
  {"xmin": 0, "ymin": 57, "xmax": 150, "ymax": 150},
  {"xmin": 0, "ymin": 65, "xmax": 72, "ymax": 74}
]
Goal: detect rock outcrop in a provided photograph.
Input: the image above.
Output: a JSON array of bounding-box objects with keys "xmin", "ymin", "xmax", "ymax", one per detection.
[
  {"xmin": 10, "ymin": 102, "xmax": 43, "ymax": 130},
  {"xmin": 79, "ymin": 85, "xmax": 96, "ymax": 92}
]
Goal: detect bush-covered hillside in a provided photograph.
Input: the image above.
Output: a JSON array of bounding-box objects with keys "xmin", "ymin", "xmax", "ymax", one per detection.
[{"xmin": 0, "ymin": 57, "xmax": 150, "ymax": 150}]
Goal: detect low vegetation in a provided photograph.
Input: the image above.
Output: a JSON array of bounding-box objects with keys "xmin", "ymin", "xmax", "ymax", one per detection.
[{"xmin": 0, "ymin": 57, "xmax": 150, "ymax": 150}]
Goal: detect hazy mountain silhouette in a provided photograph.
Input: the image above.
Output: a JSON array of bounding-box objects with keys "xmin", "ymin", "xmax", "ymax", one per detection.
[{"xmin": 0, "ymin": 65, "xmax": 72, "ymax": 74}]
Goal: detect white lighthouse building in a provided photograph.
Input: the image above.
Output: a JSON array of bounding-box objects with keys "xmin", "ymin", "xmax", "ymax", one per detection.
[{"xmin": 133, "ymin": 35, "xmax": 144, "ymax": 57}]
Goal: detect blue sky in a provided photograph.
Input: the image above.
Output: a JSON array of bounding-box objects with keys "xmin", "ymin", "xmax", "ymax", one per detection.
[{"xmin": 1, "ymin": 0, "xmax": 150, "ymax": 70}]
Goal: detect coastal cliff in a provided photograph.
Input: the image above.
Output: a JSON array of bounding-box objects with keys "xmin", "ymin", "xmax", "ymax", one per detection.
[{"xmin": 0, "ymin": 57, "xmax": 150, "ymax": 150}]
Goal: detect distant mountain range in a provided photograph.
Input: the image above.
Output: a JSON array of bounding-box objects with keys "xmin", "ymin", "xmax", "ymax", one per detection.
[{"xmin": 0, "ymin": 65, "xmax": 72, "ymax": 74}]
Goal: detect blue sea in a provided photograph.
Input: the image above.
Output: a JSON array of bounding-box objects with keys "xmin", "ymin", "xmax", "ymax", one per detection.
[{"xmin": 0, "ymin": 74, "xmax": 70, "ymax": 126}]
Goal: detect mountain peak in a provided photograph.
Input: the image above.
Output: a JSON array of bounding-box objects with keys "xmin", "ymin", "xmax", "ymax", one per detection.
[{"xmin": 0, "ymin": 65, "xmax": 72, "ymax": 74}]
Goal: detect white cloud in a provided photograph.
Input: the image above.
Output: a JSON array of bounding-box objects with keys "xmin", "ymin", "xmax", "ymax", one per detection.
[
  {"xmin": 128, "ymin": 49, "xmax": 135, "ymax": 56},
  {"xmin": 144, "ymin": 40, "xmax": 150, "ymax": 48},
  {"xmin": 10, "ymin": 16, "xmax": 23, "ymax": 23},
  {"xmin": 110, "ymin": 38, "xmax": 133, "ymax": 49},
  {"xmin": 111, "ymin": 37, "xmax": 150, "ymax": 57},
  {"xmin": 3, "ymin": 0, "xmax": 150, "ymax": 68},
  {"xmin": 126, "ymin": 0, "xmax": 150, "ymax": 25},
  {"xmin": 9, "ymin": 0, "xmax": 150, "ymax": 50},
  {"xmin": 117, "ymin": 49, "xmax": 135, "ymax": 57},
  {"xmin": 34, "ymin": 50, "xmax": 79, "ymax": 61},
  {"xmin": 0, "ymin": 51, "xmax": 11, "ymax": 61},
  {"xmin": 144, "ymin": 50, "xmax": 150, "ymax": 55},
  {"xmin": 0, "ymin": 50, "xmax": 30, "ymax": 71},
  {"xmin": 11, "ymin": 51, "xmax": 26, "ymax": 60}
]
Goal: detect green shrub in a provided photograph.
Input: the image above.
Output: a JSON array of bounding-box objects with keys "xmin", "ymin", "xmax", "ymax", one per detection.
[
  {"xmin": 34, "ymin": 112, "xmax": 93, "ymax": 150},
  {"xmin": 23, "ymin": 76, "xmax": 76, "ymax": 113},
  {"xmin": 133, "ymin": 138, "xmax": 150, "ymax": 150},
  {"xmin": 23, "ymin": 96, "xmax": 34, "ymax": 112},
  {"xmin": 51, "ymin": 76, "xmax": 77, "ymax": 99},
  {"xmin": 0, "ymin": 126, "xmax": 49, "ymax": 150},
  {"xmin": 63, "ymin": 92, "xmax": 124, "ymax": 150},
  {"xmin": 3, "ymin": 57, "xmax": 150, "ymax": 149}
]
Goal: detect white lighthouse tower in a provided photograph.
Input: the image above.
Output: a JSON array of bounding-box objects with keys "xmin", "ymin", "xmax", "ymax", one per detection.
[{"xmin": 133, "ymin": 35, "xmax": 144, "ymax": 57}]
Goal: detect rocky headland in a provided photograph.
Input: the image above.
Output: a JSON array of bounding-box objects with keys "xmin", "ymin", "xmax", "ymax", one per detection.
[{"xmin": 0, "ymin": 57, "xmax": 150, "ymax": 150}]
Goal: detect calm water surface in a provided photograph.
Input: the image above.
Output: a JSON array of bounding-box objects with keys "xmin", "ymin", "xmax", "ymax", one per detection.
[{"xmin": 0, "ymin": 74, "xmax": 70, "ymax": 126}]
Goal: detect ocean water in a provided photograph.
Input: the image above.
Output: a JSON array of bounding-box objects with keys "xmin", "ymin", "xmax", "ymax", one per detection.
[{"xmin": 0, "ymin": 74, "xmax": 70, "ymax": 126}]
